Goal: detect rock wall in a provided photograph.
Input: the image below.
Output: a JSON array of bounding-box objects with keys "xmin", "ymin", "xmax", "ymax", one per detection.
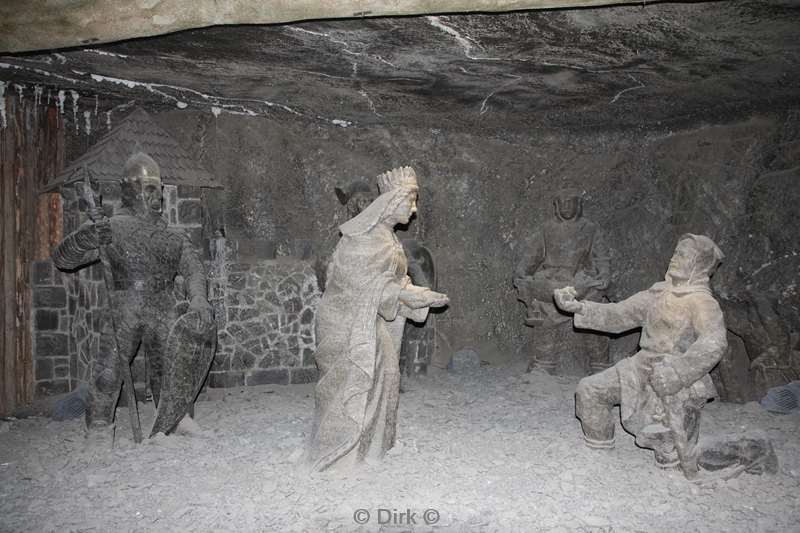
[
  {"xmin": 32, "ymin": 103, "xmax": 800, "ymax": 400},
  {"xmin": 151, "ymin": 109, "xmax": 800, "ymax": 372}
]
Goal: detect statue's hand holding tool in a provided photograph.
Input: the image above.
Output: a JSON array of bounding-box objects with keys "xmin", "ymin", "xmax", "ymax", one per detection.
[
  {"xmin": 641, "ymin": 352, "xmax": 683, "ymax": 397},
  {"xmin": 190, "ymin": 296, "xmax": 214, "ymax": 328},
  {"xmin": 553, "ymin": 286, "xmax": 583, "ymax": 314},
  {"xmin": 88, "ymin": 207, "xmax": 113, "ymax": 246}
]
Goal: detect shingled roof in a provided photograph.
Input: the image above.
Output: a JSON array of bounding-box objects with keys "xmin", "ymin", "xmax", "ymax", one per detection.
[{"xmin": 45, "ymin": 107, "xmax": 220, "ymax": 191}]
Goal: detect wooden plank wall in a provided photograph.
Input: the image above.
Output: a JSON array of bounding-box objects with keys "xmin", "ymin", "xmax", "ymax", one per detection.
[{"xmin": 0, "ymin": 91, "xmax": 64, "ymax": 416}]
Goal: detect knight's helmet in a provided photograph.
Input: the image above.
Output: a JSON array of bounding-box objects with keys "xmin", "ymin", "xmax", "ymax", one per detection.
[{"xmin": 121, "ymin": 151, "xmax": 163, "ymax": 213}]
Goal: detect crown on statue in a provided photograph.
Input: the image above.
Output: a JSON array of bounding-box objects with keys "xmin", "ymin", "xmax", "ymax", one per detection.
[{"xmin": 377, "ymin": 166, "xmax": 418, "ymax": 194}]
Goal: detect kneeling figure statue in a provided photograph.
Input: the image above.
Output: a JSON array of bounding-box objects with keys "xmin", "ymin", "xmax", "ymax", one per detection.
[{"xmin": 555, "ymin": 234, "xmax": 777, "ymax": 479}]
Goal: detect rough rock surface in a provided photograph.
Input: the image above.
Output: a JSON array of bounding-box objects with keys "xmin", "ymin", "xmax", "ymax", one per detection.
[
  {"xmin": 1, "ymin": 364, "xmax": 798, "ymax": 531},
  {"xmin": 1, "ymin": 2, "xmax": 798, "ymax": 131}
]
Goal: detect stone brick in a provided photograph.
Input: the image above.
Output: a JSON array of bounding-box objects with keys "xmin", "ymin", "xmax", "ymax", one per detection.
[
  {"xmin": 35, "ymin": 379, "xmax": 70, "ymax": 397},
  {"xmin": 245, "ymin": 323, "xmax": 267, "ymax": 337},
  {"xmin": 35, "ymin": 359, "xmax": 53, "ymax": 380},
  {"xmin": 244, "ymin": 338, "xmax": 262, "ymax": 353},
  {"xmin": 290, "ymin": 367, "xmax": 319, "ymax": 385},
  {"xmin": 228, "ymin": 273, "xmax": 246, "ymax": 290},
  {"xmin": 35, "ymin": 309, "xmax": 59, "ymax": 331},
  {"xmin": 217, "ymin": 331, "xmax": 233, "ymax": 347},
  {"xmin": 32, "ymin": 261, "xmax": 52, "ymax": 285},
  {"xmin": 211, "ymin": 353, "xmax": 231, "ymax": 372},
  {"xmin": 240, "ymin": 308, "xmax": 258, "ymax": 321},
  {"xmin": 300, "ymin": 308, "xmax": 314, "ymax": 325},
  {"xmin": 302, "ymin": 348, "xmax": 316, "ymax": 367},
  {"xmin": 178, "ymin": 199, "xmax": 203, "ymax": 225},
  {"xmin": 231, "ymin": 349, "xmax": 256, "ymax": 370},
  {"xmin": 286, "ymin": 297, "xmax": 303, "ymax": 313},
  {"xmin": 54, "ymin": 365, "xmax": 69, "ymax": 378},
  {"xmin": 258, "ymin": 352, "xmax": 279, "ymax": 368},
  {"xmin": 33, "ymin": 287, "xmax": 67, "ymax": 308},
  {"xmin": 208, "ymin": 371, "xmax": 244, "ymax": 388},
  {"xmin": 177, "ymin": 185, "xmax": 202, "ymax": 199},
  {"xmin": 36, "ymin": 332, "xmax": 69, "ymax": 357},
  {"xmin": 245, "ymin": 368, "xmax": 289, "ymax": 386}
]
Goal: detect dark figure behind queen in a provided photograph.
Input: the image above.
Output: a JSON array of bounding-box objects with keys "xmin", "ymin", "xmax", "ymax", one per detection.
[
  {"xmin": 554, "ymin": 234, "xmax": 777, "ymax": 479},
  {"xmin": 307, "ymin": 166, "xmax": 448, "ymax": 472}
]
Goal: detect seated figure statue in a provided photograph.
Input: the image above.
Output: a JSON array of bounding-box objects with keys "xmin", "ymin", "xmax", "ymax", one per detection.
[
  {"xmin": 52, "ymin": 152, "xmax": 217, "ymax": 441},
  {"xmin": 554, "ymin": 234, "xmax": 777, "ymax": 479},
  {"xmin": 514, "ymin": 189, "xmax": 610, "ymax": 374}
]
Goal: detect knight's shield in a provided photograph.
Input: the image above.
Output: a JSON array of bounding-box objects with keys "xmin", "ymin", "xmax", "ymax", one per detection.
[{"xmin": 150, "ymin": 311, "xmax": 217, "ymax": 436}]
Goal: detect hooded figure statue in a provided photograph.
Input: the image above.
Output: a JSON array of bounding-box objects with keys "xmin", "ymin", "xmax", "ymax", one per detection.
[
  {"xmin": 554, "ymin": 234, "xmax": 777, "ymax": 479},
  {"xmin": 52, "ymin": 152, "xmax": 216, "ymax": 440},
  {"xmin": 307, "ymin": 166, "xmax": 448, "ymax": 472}
]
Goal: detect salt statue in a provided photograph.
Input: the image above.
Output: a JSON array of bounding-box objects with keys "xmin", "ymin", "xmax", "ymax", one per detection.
[
  {"xmin": 514, "ymin": 189, "xmax": 610, "ymax": 375},
  {"xmin": 334, "ymin": 179, "xmax": 438, "ymax": 376},
  {"xmin": 52, "ymin": 152, "xmax": 217, "ymax": 441},
  {"xmin": 555, "ymin": 234, "xmax": 777, "ymax": 479},
  {"xmin": 721, "ymin": 288, "xmax": 798, "ymax": 401},
  {"xmin": 308, "ymin": 166, "xmax": 448, "ymax": 471}
]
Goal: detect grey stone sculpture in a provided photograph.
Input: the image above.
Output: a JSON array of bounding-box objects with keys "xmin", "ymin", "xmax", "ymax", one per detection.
[
  {"xmin": 333, "ymin": 179, "xmax": 438, "ymax": 376},
  {"xmin": 307, "ymin": 166, "xmax": 448, "ymax": 472},
  {"xmin": 514, "ymin": 189, "xmax": 610, "ymax": 375},
  {"xmin": 555, "ymin": 234, "xmax": 777, "ymax": 479},
  {"xmin": 721, "ymin": 288, "xmax": 798, "ymax": 401},
  {"xmin": 52, "ymin": 152, "xmax": 217, "ymax": 441}
]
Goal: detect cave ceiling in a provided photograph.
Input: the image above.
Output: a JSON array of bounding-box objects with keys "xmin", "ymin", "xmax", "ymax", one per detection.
[{"xmin": 1, "ymin": 0, "xmax": 798, "ymax": 133}]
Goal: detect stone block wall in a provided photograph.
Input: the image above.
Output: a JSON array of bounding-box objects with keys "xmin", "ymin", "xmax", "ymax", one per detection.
[
  {"xmin": 30, "ymin": 260, "xmax": 72, "ymax": 396},
  {"xmin": 207, "ymin": 252, "xmax": 320, "ymax": 389}
]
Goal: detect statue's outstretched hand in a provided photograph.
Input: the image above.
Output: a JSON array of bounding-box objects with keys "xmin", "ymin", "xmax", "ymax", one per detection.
[
  {"xmin": 553, "ymin": 286, "xmax": 583, "ymax": 314},
  {"xmin": 190, "ymin": 296, "xmax": 214, "ymax": 328},
  {"xmin": 401, "ymin": 286, "xmax": 449, "ymax": 309}
]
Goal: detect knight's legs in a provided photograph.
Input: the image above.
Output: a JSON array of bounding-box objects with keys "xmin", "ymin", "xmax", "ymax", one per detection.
[
  {"xmin": 575, "ymin": 366, "xmax": 621, "ymax": 448},
  {"xmin": 86, "ymin": 308, "xmax": 141, "ymax": 429}
]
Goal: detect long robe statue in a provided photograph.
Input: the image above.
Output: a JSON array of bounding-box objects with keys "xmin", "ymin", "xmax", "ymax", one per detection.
[
  {"xmin": 307, "ymin": 166, "xmax": 448, "ymax": 472},
  {"xmin": 52, "ymin": 152, "xmax": 217, "ymax": 439},
  {"xmin": 555, "ymin": 234, "xmax": 777, "ymax": 479}
]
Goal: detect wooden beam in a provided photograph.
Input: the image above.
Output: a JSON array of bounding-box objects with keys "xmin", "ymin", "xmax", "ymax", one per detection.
[{"xmin": 0, "ymin": 93, "xmax": 17, "ymax": 415}]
